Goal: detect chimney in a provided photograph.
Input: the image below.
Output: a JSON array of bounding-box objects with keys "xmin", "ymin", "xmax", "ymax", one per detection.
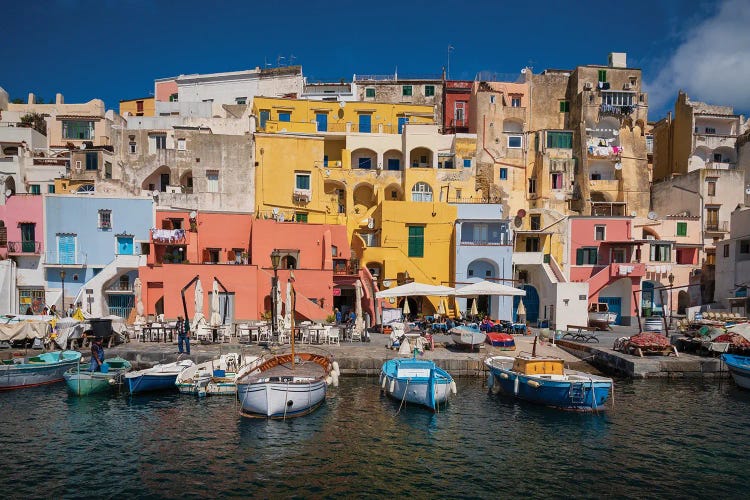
[
  {"xmin": 28, "ymin": 93, "xmax": 35, "ymax": 104},
  {"xmin": 56, "ymin": 93, "xmax": 64, "ymax": 105},
  {"xmin": 608, "ymin": 52, "xmax": 627, "ymax": 68}
]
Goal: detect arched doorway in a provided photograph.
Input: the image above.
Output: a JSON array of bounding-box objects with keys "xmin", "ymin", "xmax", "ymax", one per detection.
[
  {"xmin": 641, "ymin": 280, "xmax": 663, "ymax": 316},
  {"xmin": 513, "ymin": 285, "xmax": 539, "ymax": 323}
]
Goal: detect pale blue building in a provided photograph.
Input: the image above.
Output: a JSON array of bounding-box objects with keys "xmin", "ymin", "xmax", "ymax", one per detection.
[
  {"xmin": 44, "ymin": 195, "xmax": 153, "ymax": 316},
  {"xmin": 453, "ymin": 202, "xmax": 513, "ymax": 320}
]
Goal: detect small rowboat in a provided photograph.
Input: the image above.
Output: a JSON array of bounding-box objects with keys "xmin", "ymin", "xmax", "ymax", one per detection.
[
  {"xmin": 721, "ymin": 354, "xmax": 750, "ymax": 390},
  {"xmin": 486, "ymin": 332, "xmax": 516, "ymax": 350},
  {"xmin": 379, "ymin": 355, "xmax": 456, "ymax": 411},
  {"xmin": 125, "ymin": 359, "xmax": 194, "ymax": 394},
  {"xmin": 449, "ymin": 324, "xmax": 486, "ymax": 350},
  {"xmin": 64, "ymin": 357, "xmax": 132, "ymax": 396},
  {"xmin": 176, "ymin": 353, "xmax": 259, "ymax": 396},
  {"xmin": 0, "ymin": 351, "xmax": 82, "ymax": 390}
]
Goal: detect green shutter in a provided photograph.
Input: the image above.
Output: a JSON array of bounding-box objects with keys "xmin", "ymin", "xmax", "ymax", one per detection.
[
  {"xmin": 589, "ymin": 248, "xmax": 598, "ymax": 265},
  {"xmin": 408, "ymin": 226, "xmax": 424, "ymax": 257},
  {"xmin": 676, "ymin": 222, "xmax": 687, "ymax": 236},
  {"xmin": 598, "ymin": 70, "xmax": 607, "ymax": 83},
  {"xmin": 576, "ymin": 248, "xmax": 584, "ymax": 265}
]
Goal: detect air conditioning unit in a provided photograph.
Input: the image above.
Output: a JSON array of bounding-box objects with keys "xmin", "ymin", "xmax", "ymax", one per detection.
[
  {"xmin": 623, "ymin": 83, "xmax": 633, "ymax": 90},
  {"xmin": 583, "ymin": 82, "xmax": 593, "ymax": 91}
]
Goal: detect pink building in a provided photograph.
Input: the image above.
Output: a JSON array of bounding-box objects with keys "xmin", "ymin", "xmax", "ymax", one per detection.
[
  {"xmin": 139, "ymin": 212, "xmax": 376, "ymax": 323},
  {"xmin": 154, "ymin": 78, "xmax": 178, "ymax": 103}
]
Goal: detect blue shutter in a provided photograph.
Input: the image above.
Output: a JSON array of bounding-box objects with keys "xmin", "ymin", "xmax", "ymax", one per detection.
[
  {"xmin": 358, "ymin": 114, "xmax": 371, "ymax": 133},
  {"xmin": 58, "ymin": 235, "xmax": 75, "ymax": 264},
  {"xmin": 315, "ymin": 113, "xmax": 328, "ymax": 132},
  {"xmin": 398, "ymin": 117, "xmax": 408, "ymax": 134},
  {"xmin": 117, "ymin": 237, "xmax": 134, "ymax": 255}
]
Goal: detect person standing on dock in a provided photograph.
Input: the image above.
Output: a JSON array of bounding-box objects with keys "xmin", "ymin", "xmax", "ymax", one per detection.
[
  {"xmin": 90, "ymin": 337, "xmax": 104, "ymax": 372},
  {"xmin": 177, "ymin": 316, "xmax": 191, "ymax": 355}
]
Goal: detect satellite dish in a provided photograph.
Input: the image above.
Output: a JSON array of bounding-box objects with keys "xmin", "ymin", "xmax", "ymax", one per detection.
[
  {"xmin": 152, "ymin": 190, "xmax": 160, "ymax": 198},
  {"xmin": 514, "ymin": 216, "xmax": 522, "ymax": 228},
  {"xmin": 615, "ymin": 162, "xmax": 622, "ymax": 170},
  {"xmin": 516, "ymin": 209, "xmax": 527, "ymax": 218},
  {"xmin": 745, "ymin": 186, "xmax": 750, "ymax": 195},
  {"xmin": 520, "ymin": 68, "xmax": 527, "ymax": 74},
  {"xmin": 339, "ymin": 101, "xmax": 346, "ymax": 108},
  {"xmin": 5, "ymin": 189, "xmax": 11, "ymax": 197},
  {"xmin": 647, "ymin": 211, "xmax": 658, "ymax": 220},
  {"xmin": 189, "ymin": 211, "xmax": 197, "ymax": 219},
  {"xmin": 80, "ymin": 142, "xmax": 86, "ymax": 149},
  {"xmin": 325, "ymin": 169, "xmax": 331, "ymax": 176},
  {"xmin": 630, "ymin": 211, "xmax": 637, "ymax": 217},
  {"xmin": 367, "ymin": 218, "xmax": 374, "ymax": 229}
]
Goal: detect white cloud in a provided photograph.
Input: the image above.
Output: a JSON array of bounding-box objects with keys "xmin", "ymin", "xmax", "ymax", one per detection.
[{"xmin": 646, "ymin": 0, "xmax": 750, "ymax": 114}]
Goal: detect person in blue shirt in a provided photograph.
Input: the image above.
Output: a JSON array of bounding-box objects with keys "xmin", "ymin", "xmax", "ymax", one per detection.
[
  {"xmin": 176, "ymin": 316, "xmax": 191, "ymax": 355},
  {"xmin": 89, "ymin": 337, "xmax": 104, "ymax": 372},
  {"xmin": 334, "ymin": 308, "xmax": 342, "ymax": 324}
]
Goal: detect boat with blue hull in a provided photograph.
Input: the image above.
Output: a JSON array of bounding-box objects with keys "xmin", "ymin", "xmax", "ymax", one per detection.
[
  {"xmin": 721, "ymin": 354, "xmax": 750, "ymax": 389},
  {"xmin": 380, "ymin": 356, "xmax": 456, "ymax": 411},
  {"xmin": 64, "ymin": 357, "xmax": 132, "ymax": 396},
  {"xmin": 0, "ymin": 351, "xmax": 82, "ymax": 390},
  {"xmin": 484, "ymin": 354, "xmax": 613, "ymax": 412},
  {"xmin": 125, "ymin": 359, "xmax": 194, "ymax": 394}
]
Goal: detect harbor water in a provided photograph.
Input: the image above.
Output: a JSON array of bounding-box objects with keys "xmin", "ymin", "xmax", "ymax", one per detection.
[{"xmin": 1, "ymin": 377, "xmax": 749, "ymax": 499}]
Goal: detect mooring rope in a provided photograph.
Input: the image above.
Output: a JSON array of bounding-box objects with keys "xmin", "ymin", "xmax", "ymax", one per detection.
[{"xmin": 395, "ymin": 378, "xmax": 410, "ymax": 416}]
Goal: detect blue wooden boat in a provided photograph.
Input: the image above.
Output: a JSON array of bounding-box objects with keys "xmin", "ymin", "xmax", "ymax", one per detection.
[
  {"xmin": 64, "ymin": 357, "xmax": 132, "ymax": 396},
  {"xmin": 484, "ymin": 355, "xmax": 612, "ymax": 411},
  {"xmin": 125, "ymin": 359, "xmax": 194, "ymax": 394},
  {"xmin": 0, "ymin": 351, "xmax": 82, "ymax": 390},
  {"xmin": 721, "ymin": 354, "xmax": 750, "ymax": 389},
  {"xmin": 379, "ymin": 355, "xmax": 456, "ymax": 411}
]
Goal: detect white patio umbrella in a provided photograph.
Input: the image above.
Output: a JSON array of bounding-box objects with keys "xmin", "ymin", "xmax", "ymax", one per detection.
[
  {"xmin": 133, "ymin": 277, "xmax": 145, "ymax": 325},
  {"xmin": 452, "ymin": 280, "xmax": 526, "ymax": 297},
  {"xmin": 192, "ymin": 278, "xmax": 205, "ymax": 330},
  {"xmin": 470, "ymin": 298, "xmax": 479, "ymax": 317},
  {"xmin": 376, "ymin": 282, "xmax": 454, "ymax": 298},
  {"xmin": 209, "ymin": 279, "xmax": 222, "ymax": 327},
  {"xmin": 355, "ymin": 280, "xmax": 365, "ymax": 335},
  {"xmin": 283, "ymin": 278, "xmax": 293, "ymax": 330}
]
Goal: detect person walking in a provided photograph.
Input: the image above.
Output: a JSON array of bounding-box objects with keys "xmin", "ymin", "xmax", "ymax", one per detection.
[
  {"xmin": 177, "ymin": 316, "xmax": 191, "ymax": 355},
  {"xmin": 89, "ymin": 337, "xmax": 104, "ymax": 372},
  {"xmin": 67, "ymin": 304, "xmax": 74, "ymax": 317},
  {"xmin": 334, "ymin": 308, "xmax": 342, "ymax": 324}
]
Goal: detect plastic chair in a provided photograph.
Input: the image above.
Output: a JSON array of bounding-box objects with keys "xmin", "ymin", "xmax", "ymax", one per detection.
[
  {"xmin": 326, "ymin": 326, "xmax": 340, "ymax": 345},
  {"xmin": 349, "ymin": 325, "xmax": 362, "ymax": 342},
  {"xmin": 257, "ymin": 326, "xmax": 270, "ymax": 343}
]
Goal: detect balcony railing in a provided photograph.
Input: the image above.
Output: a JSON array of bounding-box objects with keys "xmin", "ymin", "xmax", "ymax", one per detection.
[
  {"xmin": 150, "ymin": 228, "xmax": 188, "ymax": 245},
  {"xmin": 44, "ymin": 251, "xmax": 87, "ymax": 266},
  {"xmin": 705, "ymin": 221, "xmax": 729, "ymax": 232},
  {"xmin": 591, "ymin": 202, "xmax": 627, "ymax": 217},
  {"xmin": 360, "ymin": 233, "xmax": 380, "ymax": 247},
  {"xmin": 333, "ymin": 259, "xmax": 359, "ymax": 275},
  {"xmin": 106, "ymin": 282, "xmax": 134, "ymax": 293},
  {"xmin": 448, "ymin": 196, "xmax": 503, "ymax": 204},
  {"xmin": 7, "ymin": 241, "xmax": 42, "ymax": 254},
  {"xmin": 460, "ymin": 238, "xmax": 512, "ymax": 246},
  {"xmin": 705, "ymin": 160, "xmax": 736, "ymax": 170}
]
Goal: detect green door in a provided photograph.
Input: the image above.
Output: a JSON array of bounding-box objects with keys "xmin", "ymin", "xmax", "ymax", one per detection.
[{"xmin": 408, "ymin": 226, "xmax": 424, "ymax": 257}]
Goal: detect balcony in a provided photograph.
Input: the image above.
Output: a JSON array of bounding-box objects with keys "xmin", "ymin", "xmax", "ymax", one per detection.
[
  {"xmin": 459, "ymin": 237, "xmax": 512, "ymax": 247},
  {"xmin": 44, "ymin": 251, "xmax": 87, "ymax": 266},
  {"xmin": 589, "ymin": 179, "xmax": 621, "ymax": 193},
  {"xmin": 292, "ymin": 188, "xmax": 311, "ymax": 204},
  {"xmin": 503, "ymin": 106, "xmax": 526, "ymax": 120},
  {"xmin": 333, "ymin": 258, "xmax": 359, "ymax": 275},
  {"xmin": 150, "ymin": 228, "xmax": 189, "ymax": 245},
  {"xmin": 359, "ymin": 233, "xmax": 380, "ymax": 247},
  {"xmin": 7, "ymin": 241, "xmax": 42, "ymax": 255},
  {"xmin": 705, "ymin": 221, "xmax": 729, "ymax": 233},
  {"xmin": 705, "ymin": 160, "xmax": 736, "ymax": 170},
  {"xmin": 591, "ymin": 201, "xmax": 627, "ymax": 217},
  {"xmin": 513, "ymin": 252, "xmax": 544, "ymax": 265},
  {"xmin": 106, "ymin": 281, "xmax": 134, "ymax": 294},
  {"xmin": 694, "ymin": 134, "xmax": 737, "ymax": 150}
]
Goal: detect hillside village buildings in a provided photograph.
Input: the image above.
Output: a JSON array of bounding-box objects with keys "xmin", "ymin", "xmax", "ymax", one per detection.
[{"xmin": 2, "ymin": 51, "xmax": 750, "ymax": 328}]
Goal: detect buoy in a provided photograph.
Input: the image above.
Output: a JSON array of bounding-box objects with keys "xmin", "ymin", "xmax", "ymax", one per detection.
[
  {"xmin": 331, "ymin": 371, "xmax": 339, "ymax": 387},
  {"xmin": 491, "ymin": 379, "xmax": 501, "ymax": 394},
  {"xmin": 487, "ymin": 374, "xmax": 494, "ymax": 389},
  {"xmin": 389, "ymin": 379, "xmax": 396, "ymax": 393},
  {"xmin": 450, "ymin": 380, "xmax": 457, "ymax": 395},
  {"xmin": 108, "ymin": 379, "xmax": 116, "ymax": 385},
  {"xmin": 332, "ymin": 361, "xmax": 340, "ymax": 376},
  {"xmin": 500, "ymin": 372, "xmax": 509, "ymax": 379},
  {"xmin": 381, "ymin": 375, "xmax": 387, "ymax": 389},
  {"xmin": 527, "ymin": 380, "xmax": 540, "ymax": 388}
]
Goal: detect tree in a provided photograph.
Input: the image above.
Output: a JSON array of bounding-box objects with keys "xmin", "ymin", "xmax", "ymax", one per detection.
[{"xmin": 19, "ymin": 113, "xmax": 48, "ymax": 136}]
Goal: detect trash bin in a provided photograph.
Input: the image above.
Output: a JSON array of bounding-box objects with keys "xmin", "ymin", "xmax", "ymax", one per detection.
[{"xmin": 89, "ymin": 319, "xmax": 113, "ymax": 338}]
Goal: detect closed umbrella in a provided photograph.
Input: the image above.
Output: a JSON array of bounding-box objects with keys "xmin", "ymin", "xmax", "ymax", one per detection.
[
  {"xmin": 133, "ymin": 278, "xmax": 145, "ymax": 325},
  {"xmin": 516, "ymin": 299, "xmax": 526, "ymax": 321},
  {"xmin": 209, "ymin": 279, "xmax": 222, "ymax": 327},
  {"xmin": 437, "ymin": 298, "xmax": 446, "ymax": 316},
  {"xmin": 402, "ymin": 298, "xmax": 411, "ymax": 317},
  {"xmin": 284, "ymin": 279, "xmax": 292, "ymax": 330},
  {"xmin": 470, "ymin": 298, "xmax": 478, "ymax": 317},
  {"xmin": 355, "ymin": 280, "xmax": 365, "ymax": 335},
  {"xmin": 275, "ymin": 278, "xmax": 284, "ymax": 334},
  {"xmin": 192, "ymin": 278, "xmax": 204, "ymax": 330}
]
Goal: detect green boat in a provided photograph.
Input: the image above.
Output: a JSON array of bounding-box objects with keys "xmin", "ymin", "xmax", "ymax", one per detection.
[{"xmin": 64, "ymin": 357, "xmax": 132, "ymax": 396}]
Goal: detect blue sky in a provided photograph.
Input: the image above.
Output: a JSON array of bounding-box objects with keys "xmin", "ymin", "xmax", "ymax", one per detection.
[{"xmin": 2, "ymin": 0, "xmax": 748, "ymax": 118}]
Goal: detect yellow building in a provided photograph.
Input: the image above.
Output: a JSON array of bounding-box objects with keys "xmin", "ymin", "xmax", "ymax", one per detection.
[
  {"xmin": 253, "ymin": 97, "xmax": 479, "ymax": 314},
  {"xmin": 119, "ymin": 97, "xmax": 155, "ymax": 117}
]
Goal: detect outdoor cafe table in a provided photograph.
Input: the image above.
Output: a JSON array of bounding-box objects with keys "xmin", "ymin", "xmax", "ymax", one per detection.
[{"xmin": 142, "ymin": 323, "xmax": 176, "ymax": 343}]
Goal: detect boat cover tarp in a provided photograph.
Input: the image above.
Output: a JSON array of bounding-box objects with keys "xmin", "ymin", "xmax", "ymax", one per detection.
[
  {"xmin": 727, "ymin": 323, "xmax": 750, "ymax": 342},
  {"xmin": 0, "ymin": 321, "xmax": 48, "ymax": 341}
]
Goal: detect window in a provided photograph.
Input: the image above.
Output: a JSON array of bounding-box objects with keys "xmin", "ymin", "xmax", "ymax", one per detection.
[
  {"xmin": 408, "ymin": 226, "xmax": 424, "ymax": 257},
  {"xmin": 676, "ymin": 248, "xmax": 695, "ymax": 265},
  {"xmin": 62, "ymin": 120, "xmax": 94, "ymax": 140},
  {"xmin": 365, "ymin": 88, "xmax": 375, "ymax": 98},
  {"xmin": 104, "ymin": 161, "xmax": 112, "ymax": 179},
  {"xmin": 740, "ymin": 240, "xmax": 750, "ymax": 254},
  {"xmin": 98, "ymin": 209, "xmax": 112, "ymax": 230},
  {"xmin": 551, "ymin": 172, "xmax": 563, "ymax": 189},
  {"xmin": 295, "ymin": 173, "xmax": 311, "ymax": 190},
  {"xmin": 530, "ymin": 215, "xmax": 541, "ymax": 231},
  {"xmin": 295, "ymin": 212, "xmax": 308, "ymax": 223},
  {"xmin": 387, "ymin": 158, "xmax": 400, "ymax": 171},
  {"xmin": 706, "ymin": 207, "xmax": 720, "ymax": 229},
  {"xmin": 528, "ymin": 178, "xmax": 536, "ymax": 194},
  {"xmin": 490, "ymin": 95, "xmax": 496, "ymax": 104},
  {"xmin": 707, "ymin": 181, "xmax": 716, "ymax": 196},
  {"xmin": 85, "ymin": 152, "xmax": 98, "ymax": 170},
  {"xmin": 724, "ymin": 245, "xmax": 730, "ymax": 258},
  {"xmin": 463, "ymin": 159, "xmax": 472, "ymax": 168},
  {"xmin": 358, "ymin": 157, "xmax": 372, "ymax": 169},
  {"xmin": 612, "ymin": 248, "xmax": 627, "ymax": 263},
  {"xmin": 169, "ymin": 93, "xmax": 178, "ymax": 102},
  {"xmin": 455, "ymin": 105, "xmax": 465, "ymax": 122},
  {"xmin": 391, "ymin": 190, "xmax": 398, "ymax": 200},
  {"xmin": 206, "ymin": 171, "xmax": 219, "ymax": 193},
  {"xmin": 559, "ymin": 101, "xmax": 570, "ymax": 113},
  {"xmin": 511, "ymin": 97, "xmax": 521, "ymax": 108},
  {"xmin": 594, "ymin": 225, "xmax": 606, "ymax": 241},
  {"xmin": 411, "ymin": 182, "xmax": 433, "ymax": 202},
  {"xmin": 598, "ymin": 70, "xmax": 607, "ymax": 83},
  {"xmin": 576, "ymin": 247, "xmax": 599, "ymax": 265},
  {"xmin": 402, "ymin": 85, "xmax": 413, "ymax": 97},
  {"xmin": 705, "ymin": 127, "xmax": 716, "ymax": 135},
  {"xmin": 706, "ymin": 251, "xmax": 716, "ymax": 266},
  {"xmin": 278, "ymin": 111, "xmax": 291, "ymax": 122},
  {"xmin": 546, "ymin": 131, "xmax": 573, "ymax": 149},
  {"xmin": 129, "ymin": 142, "xmax": 137, "ymax": 154},
  {"xmin": 30, "ymin": 184, "xmax": 41, "ymax": 195},
  {"xmin": 650, "ymin": 243, "xmax": 671, "ymax": 262},
  {"xmin": 48, "ymin": 184, "xmax": 55, "ymax": 193},
  {"xmin": 424, "ymin": 85, "xmax": 435, "ymax": 97},
  {"xmin": 499, "ymin": 168, "xmax": 508, "ymax": 180},
  {"xmin": 601, "ymin": 92, "xmax": 634, "ymax": 106},
  {"xmin": 155, "ymin": 135, "xmax": 167, "ymax": 150},
  {"xmin": 177, "ymin": 139, "xmax": 186, "ymax": 151},
  {"xmin": 525, "ymin": 237, "xmax": 540, "ymax": 252},
  {"xmin": 507, "ymin": 135, "xmax": 522, "ymax": 148},
  {"xmin": 259, "ymin": 110, "xmax": 270, "ymax": 129},
  {"xmin": 235, "ymin": 97, "xmax": 247, "ymax": 105},
  {"xmin": 676, "ymin": 222, "xmax": 687, "ymax": 237}
]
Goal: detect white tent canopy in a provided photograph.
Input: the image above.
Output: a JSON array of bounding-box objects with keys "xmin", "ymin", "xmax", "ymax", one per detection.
[
  {"xmin": 451, "ymin": 280, "xmax": 526, "ymax": 297},
  {"xmin": 376, "ymin": 282, "xmax": 454, "ymax": 298}
]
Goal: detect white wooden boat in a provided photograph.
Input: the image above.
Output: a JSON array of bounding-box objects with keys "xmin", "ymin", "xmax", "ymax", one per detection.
[
  {"xmin": 722, "ymin": 354, "xmax": 750, "ymax": 390},
  {"xmin": 588, "ymin": 303, "xmax": 617, "ymax": 325},
  {"xmin": 449, "ymin": 324, "xmax": 486, "ymax": 349},
  {"xmin": 176, "ymin": 353, "xmax": 260, "ymax": 396},
  {"xmin": 380, "ymin": 356, "xmax": 456, "ymax": 411},
  {"xmin": 235, "ymin": 351, "xmax": 338, "ymax": 418}
]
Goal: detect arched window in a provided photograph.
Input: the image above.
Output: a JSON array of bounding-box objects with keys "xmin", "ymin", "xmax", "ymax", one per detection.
[
  {"xmin": 76, "ymin": 184, "xmax": 95, "ymax": 194},
  {"xmin": 411, "ymin": 182, "xmax": 433, "ymax": 202}
]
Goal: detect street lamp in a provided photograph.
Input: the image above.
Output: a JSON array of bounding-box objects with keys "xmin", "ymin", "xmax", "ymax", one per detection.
[
  {"xmin": 60, "ymin": 270, "xmax": 66, "ymax": 315},
  {"xmin": 270, "ymin": 249, "xmax": 282, "ymax": 339},
  {"xmin": 668, "ymin": 272, "xmax": 675, "ymax": 329}
]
